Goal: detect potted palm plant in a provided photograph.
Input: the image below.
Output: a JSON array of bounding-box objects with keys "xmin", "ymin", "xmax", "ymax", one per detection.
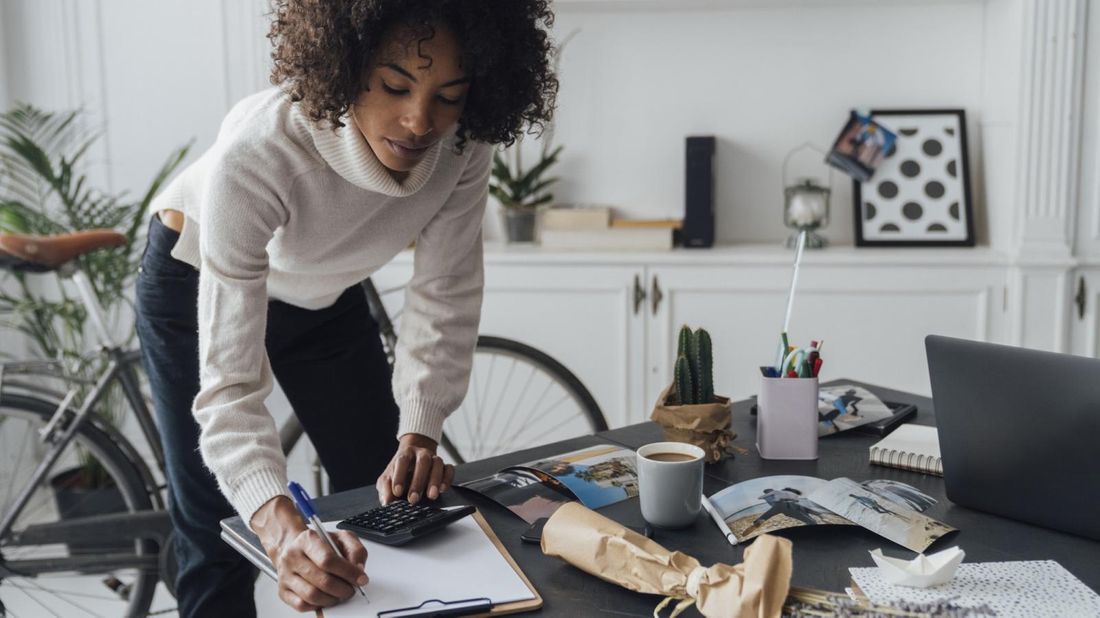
[
  {"xmin": 487, "ymin": 28, "xmax": 577, "ymax": 244},
  {"xmin": 0, "ymin": 103, "xmax": 187, "ymax": 541},
  {"xmin": 489, "ymin": 143, "xmax": 562, "ymax": 243}
]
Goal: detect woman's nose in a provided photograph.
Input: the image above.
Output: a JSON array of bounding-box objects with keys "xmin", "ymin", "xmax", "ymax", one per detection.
[{"xmin": 401, "ymin": 102, "xmax": 434, "ymax": 137}]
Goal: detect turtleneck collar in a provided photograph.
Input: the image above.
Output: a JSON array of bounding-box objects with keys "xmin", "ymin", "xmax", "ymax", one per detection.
[{"xmin": 307, "ymin": 112, "xmax": 444, "ymax": 197}]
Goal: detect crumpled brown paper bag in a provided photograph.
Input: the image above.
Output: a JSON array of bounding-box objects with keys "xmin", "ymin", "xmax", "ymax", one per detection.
[
  {"xmin": 541, "ymin": 503, "xmax": 791, "ymax": 618},
  {"xmin": 650, "ymin": 384, "xmax": 736, "ymax": 463}
]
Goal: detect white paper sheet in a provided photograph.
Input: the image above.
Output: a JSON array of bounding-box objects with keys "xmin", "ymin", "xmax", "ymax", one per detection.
[
  {"xmin": 850, "ymin": 560, "xmax": 1100, "ymax": 618},
  {"xmin": 323, "ymin": 516, "xmax": 534, "ymax": 617}
]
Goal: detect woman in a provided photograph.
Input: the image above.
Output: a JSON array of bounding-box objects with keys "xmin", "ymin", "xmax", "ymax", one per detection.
[{"xmin": 135, "ymin": 1, "xmax": 556, "ymax": 615}]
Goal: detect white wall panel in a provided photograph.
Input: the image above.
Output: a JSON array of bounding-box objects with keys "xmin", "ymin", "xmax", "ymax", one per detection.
[{"xmin": 549, "ymin": 2, "xmax": 990, "ymax": 246}]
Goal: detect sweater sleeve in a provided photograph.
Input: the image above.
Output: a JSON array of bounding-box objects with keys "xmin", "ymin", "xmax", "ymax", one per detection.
[
  {"xmin": 192, "ymin": 156, "xmax": 290, "ymax": 524},
  {"xmin": 392, "ymin": 143, "xmax": 491, "ymax": 443}
]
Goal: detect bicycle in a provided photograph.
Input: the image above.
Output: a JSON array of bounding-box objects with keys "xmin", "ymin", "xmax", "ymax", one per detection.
[{"xmin": 0, "ymin": 228, "xmax": 606, "ymax": 617}]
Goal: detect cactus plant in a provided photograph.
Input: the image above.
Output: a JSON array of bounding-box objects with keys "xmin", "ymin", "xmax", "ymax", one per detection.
[
  {"xmin": 671, "ymin": 325, "xmax": 715, "ymax": 405},
  {"xmin": 677, "ymin": 325, "xmax": 692, "ymax": 359},
  {"xmin": 674, "ymin": 354, "xmax": 695, "ymax": 405},
  {"xmin": 694, "ymin": 328, "xmax": 713, "ymax": 404}
]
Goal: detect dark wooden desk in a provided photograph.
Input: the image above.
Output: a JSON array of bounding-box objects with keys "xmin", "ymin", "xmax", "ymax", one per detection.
[{"xmin": 306, "ymin": 380, "xmax": 1100, "ymax": 616}]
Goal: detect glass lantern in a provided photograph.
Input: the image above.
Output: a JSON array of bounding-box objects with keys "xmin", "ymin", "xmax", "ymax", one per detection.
[{"xmin": 783, "ymin": 178, "xmax": 830, "ymax": 249}]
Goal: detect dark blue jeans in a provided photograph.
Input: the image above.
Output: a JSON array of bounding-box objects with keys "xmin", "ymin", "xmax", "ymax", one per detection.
[{"xmin": 135, "ymin": 216, "xmax": 399, "ymax": 618}]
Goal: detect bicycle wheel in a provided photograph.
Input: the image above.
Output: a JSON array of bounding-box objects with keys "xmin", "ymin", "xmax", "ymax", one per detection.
[
  {"xmin": 440, "ymin": 336, "xmax": 608, "ymax": 463},
  {"xmin": 0, "ymin": 393, "xmax": 159, "ymax": 618}
]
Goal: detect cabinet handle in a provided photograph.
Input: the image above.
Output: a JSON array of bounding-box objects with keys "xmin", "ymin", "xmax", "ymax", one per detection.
[
  {"xmin": 1076, "ymin": 276, "xmax": 1086, "ymax": 320},
  {"xmin": 651, "ymin": 275, "xmax": 663, "ymax": 315},
  {"xmin": 633, "ymin": 274, "xmax": 646, "ymax": 315}
]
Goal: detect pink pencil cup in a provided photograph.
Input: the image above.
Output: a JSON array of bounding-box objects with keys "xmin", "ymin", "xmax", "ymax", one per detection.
[{"xmin": 756, "ymin": 373, "xmax": 818, "ymax": 460}]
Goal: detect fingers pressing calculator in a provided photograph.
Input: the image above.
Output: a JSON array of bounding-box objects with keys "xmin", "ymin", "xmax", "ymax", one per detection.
[{"xmin": 337, "ymin": 500, "xmax": 476, "ymax": 546}]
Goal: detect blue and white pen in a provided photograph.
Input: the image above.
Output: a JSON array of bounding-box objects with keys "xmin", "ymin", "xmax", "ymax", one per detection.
[{"xmin": 287, "ymin": 481, "xmax": 368, "ymax": 600}]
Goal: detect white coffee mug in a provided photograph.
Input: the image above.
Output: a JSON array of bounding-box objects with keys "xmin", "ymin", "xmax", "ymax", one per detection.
[{"xmin": 637, "ymin": 442, "xmax": 705, "ymax": 529}]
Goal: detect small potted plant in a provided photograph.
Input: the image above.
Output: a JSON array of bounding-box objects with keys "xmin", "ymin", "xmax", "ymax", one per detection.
[
  {"xmin": 489, "ymin": 143, "xmax": 562, "ymax": 243},
  {"xmin": 651, "ymin": 325, "xmax": 735, "ymax": 462}
]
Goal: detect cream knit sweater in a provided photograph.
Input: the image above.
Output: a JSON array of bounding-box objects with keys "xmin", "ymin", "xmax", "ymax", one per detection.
[{"xmin": 150, "ymin": 88, "xmax": 488, "ymax": 522}]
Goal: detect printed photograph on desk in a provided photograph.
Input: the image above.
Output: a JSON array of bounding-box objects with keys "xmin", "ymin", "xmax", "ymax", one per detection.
[
  {"xmin": 707, "ymin": 475, "xmax": 948, "ymax": 552},
  {"xmin": 817, "ymin": 384, "xmax": 895, "ymax": 436},
  {"xmin": 460, "ymin": 444, "xmax": 638, "ymax": 521}
]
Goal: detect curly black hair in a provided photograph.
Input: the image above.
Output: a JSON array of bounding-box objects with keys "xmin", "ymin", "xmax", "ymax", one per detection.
[{"xmin": 269, "ymin": 0, "xmax": 558, "ymax": 151}]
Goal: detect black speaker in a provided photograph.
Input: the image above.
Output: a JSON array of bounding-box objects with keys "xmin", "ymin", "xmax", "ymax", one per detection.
[{"xmin": 683, "ymin": 136, "xmax": 716, "ymax": 248}]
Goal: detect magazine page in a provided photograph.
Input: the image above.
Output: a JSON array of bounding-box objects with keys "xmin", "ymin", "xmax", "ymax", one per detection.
[
  {"xmin": 459, "ymin": 444, "xmax": 639, "ymax": 522},
  {"xmin": 459, "ymin": 469, "xmax": 577, "ymax": 524},
  {"xmin": 806, "ymin": 477, "xmax": 956, "ymax": 552},
  {"xmin": 707, "ymin": 476, "xmax": 940, "ymax": 544},
  {"xmin": 517, "ymin": 445, "xmax": 639, "ymax": 509},
  {"xmin": 707, "ymin": 475, "xmax": 855, "ymax": 543},
  {"xmin": 818, "ymin": 384, "xmax": 896, "ymax": 436}
]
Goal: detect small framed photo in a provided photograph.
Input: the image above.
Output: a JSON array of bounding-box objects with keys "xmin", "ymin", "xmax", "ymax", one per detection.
[{"xmin": 854, "ymin": 109, "xmax": 975, "ymax": 247}]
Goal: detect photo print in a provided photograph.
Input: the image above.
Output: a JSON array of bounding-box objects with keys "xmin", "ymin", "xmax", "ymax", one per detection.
[
  {"xmin": 854, "ymin": 109, "xmax": 974, "ymax": 247},
  {"xmin": 826, "ymin": 110, "xmax": 898, "ymax": 182},
  {"xmin": 817, "ymin": 384, "xmax": 895, "ymax": 436}
]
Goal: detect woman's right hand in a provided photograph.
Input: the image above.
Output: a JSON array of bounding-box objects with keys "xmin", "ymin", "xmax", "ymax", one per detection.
[{"xmin": 251, "ymin": 496, "xmax": 369, "ymax": 612}]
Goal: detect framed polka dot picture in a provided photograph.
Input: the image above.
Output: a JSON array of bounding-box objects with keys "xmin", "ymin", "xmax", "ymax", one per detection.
[{"xmin": 854, "ymin": 109, "xmax": 975, "ymax": 247}]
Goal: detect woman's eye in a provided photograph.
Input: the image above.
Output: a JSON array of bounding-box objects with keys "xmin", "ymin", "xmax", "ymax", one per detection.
[
  {"xmin": 437, "ymin": 95, "xmax": 462, "ymax": 106},
  {"xmin": 381, "ymin": 82, "xmax": 408, "ymax": 95}
]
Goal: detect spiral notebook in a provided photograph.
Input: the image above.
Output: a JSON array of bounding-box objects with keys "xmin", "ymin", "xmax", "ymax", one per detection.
[{"xmin": 868, "ymin": 424, "xmax": 942, "ymax": 476}]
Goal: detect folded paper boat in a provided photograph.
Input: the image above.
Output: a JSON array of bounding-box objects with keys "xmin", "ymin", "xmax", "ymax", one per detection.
[{"xmin": 869, "ymin": 546, "xmax": 965, "ymax": 588}]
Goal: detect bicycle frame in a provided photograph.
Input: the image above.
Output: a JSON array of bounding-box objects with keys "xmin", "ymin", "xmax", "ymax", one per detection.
[{"xmin": 0, "ymin": 267, "xmax": 171, "ymax": 573}]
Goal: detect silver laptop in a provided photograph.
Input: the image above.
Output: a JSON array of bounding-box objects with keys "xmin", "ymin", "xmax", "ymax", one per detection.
[{"xmin": 925, "ymin": 335, "xmax": 1100, "ymax": 540}]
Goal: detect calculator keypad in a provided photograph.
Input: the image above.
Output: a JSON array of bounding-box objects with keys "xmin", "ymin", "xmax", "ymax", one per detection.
[{"xmin": 343, "ymin": 501, "xmax": 442, "ymax": 535}]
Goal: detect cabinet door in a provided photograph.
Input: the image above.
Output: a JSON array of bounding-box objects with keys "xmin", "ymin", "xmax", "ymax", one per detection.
[
  {"xmin": 1070, "ymin": 270, "xmax": 1100, "ymax": 358},
  {"xmin": 370, "ymin": 260, "xmax": 646, "ymax": 429},
  {"xmin": 646, "ymin": 263, "xmax": 1006, "ymax": 402}
]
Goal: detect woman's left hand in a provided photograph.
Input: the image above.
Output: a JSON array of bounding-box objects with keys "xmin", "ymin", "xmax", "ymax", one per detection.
[{"xmin": 376, "ymin": 433, "xmax": 455, "ymax": 505}]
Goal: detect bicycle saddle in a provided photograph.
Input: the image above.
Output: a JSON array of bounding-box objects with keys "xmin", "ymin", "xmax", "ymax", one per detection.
[{"xmin": 0, "ymin": 229, "xmax": 127, "ymax": 272}]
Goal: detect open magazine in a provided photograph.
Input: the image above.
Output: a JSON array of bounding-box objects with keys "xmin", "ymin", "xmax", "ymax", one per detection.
[
  {"xmin": 708, "ymin": 475, "xmax": 956, "ymax": 552},
  {"xmin": 817, "ymin": 384, "xmax": 896, "ymax": 435},
  {"xmin": 459, "ymin": 445, "xmax": 637, "ymax": 524}
]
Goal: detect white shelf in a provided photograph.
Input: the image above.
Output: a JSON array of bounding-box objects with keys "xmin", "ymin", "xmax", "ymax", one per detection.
[{"xmin": 389, "ymin": 242, "xmax": 1011, "ymax": 267}]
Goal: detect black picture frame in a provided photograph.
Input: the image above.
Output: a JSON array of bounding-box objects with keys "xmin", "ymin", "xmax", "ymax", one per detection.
[{"xmin": 853, "ymin": 109, "xmax": 975, "ymax": 247}]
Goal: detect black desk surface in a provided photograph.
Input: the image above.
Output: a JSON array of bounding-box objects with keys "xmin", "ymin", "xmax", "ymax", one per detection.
[{"xmin": 307, "ymin": 380, "xmax": 1100, "ymax": 616}]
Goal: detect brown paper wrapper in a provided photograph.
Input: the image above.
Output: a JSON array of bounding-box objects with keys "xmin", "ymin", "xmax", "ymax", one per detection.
[
  {"xmin": 541, "ymin": 503, "xmax": 791, "ymax": 618},
  {"xmin": 651, "ymin": 384, "xmax": 736, "ymax": 463}
]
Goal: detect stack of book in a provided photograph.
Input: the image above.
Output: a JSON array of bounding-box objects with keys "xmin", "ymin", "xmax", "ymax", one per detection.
[{"xmin": 538, "ymin": 205, "xmax": 679, "ymax": 251}]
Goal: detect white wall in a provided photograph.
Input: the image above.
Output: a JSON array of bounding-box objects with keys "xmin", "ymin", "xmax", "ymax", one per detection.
[
  {"xmin": 1077, "ymin": 0, "xmax": 1100, "ymax": 262},
  {"xmin": 0, "ymin": 0, "xmax": 1041, "ymax": 251},
  {"xmin": 548, "ymin": 1, "xmax": 1009, "ymax": 247}
]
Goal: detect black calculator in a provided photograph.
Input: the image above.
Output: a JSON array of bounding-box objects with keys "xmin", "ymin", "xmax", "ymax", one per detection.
[{"xmin": 336, "ymin": 501, "xmax": 476, "ymax": 546}]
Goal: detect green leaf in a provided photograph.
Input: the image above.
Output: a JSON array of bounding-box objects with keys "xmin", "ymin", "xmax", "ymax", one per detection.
[{"xmin": 0, "ymin": 102, "xmax": 188, "ymax": 405}]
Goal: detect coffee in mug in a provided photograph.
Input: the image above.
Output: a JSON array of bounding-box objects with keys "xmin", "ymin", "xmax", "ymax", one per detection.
[
  {"xmin": 636, "ymin": 442, "xmax": 705, "ymax": 529},
  {"xmin": 645, "ymin": 452, "xmax": 697, "ymax": 463}
]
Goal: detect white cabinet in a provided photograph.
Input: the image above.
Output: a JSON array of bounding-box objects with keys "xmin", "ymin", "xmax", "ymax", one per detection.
[
  {"xmin": 646, "ymin": 260, "xmax": 1007, "ymax": 413},
  {"xmin": 1070, "ymin": 270, "xmax": 1100, "ymax": 358},
  {"xmin": 374, "ymin": 245, "xmax": 1009, "ymax": 428}
]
